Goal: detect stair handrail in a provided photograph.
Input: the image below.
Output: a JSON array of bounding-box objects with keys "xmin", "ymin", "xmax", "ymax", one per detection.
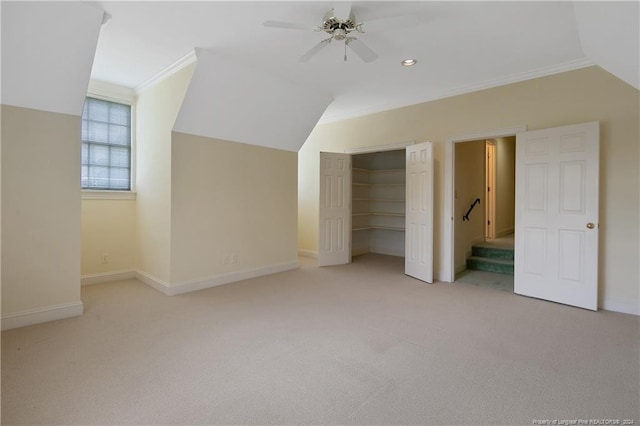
[{"xmin": 462, "ymin": 198, "xmax": 481, "ymax": 221}]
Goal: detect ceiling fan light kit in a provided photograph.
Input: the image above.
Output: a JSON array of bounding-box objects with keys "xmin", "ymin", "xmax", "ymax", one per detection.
[{"xmin": 264, "ymin": 5, "xmax": 379, "ymax": 63}]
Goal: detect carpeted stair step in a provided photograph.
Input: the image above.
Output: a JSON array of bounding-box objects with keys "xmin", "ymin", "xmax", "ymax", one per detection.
[
  {"xmin": 471, "ymin": 245, "xmax": 514, "ymax": 260},
  {"xmin": 467, "ymin": 256, "xmax": 514, "ymax": 275}
]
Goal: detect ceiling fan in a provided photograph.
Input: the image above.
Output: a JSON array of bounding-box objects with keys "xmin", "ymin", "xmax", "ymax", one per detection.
[{"xmin": 264, "ymin": 4, "xmax": 379, "ymax": 63}]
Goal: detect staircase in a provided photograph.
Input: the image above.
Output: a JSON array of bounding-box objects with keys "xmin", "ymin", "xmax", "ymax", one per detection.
[{"xmin": 466, "ymin": 243, "xmax": 514, "ymax": 275}]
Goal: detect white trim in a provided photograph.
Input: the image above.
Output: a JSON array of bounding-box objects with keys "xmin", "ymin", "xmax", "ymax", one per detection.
[
  {"xmin": 319, "ymin": 58, "xmax": 594, "ymax": 123},
  {"xmin": 81, "ymin": 190, "xmax": 137, "ymax": 200},
  {"xmin": 370, "ymin": 246, "xmax": 404, "ymax": 257},
  {"xmin": 135, "ymin": 270, "xmax": 173, "ymax": 294},
  {"xmin": 1, "ymin": 301, "xmax": 83, "ymax": 331},
  {"xmin": 135, "ymin": 49, "xmax": 198, "ymax": 94},
  {"xmin": 298, "ymin": 249, "xmax": 318, "ymax": 258},
  {"xmin": 87, "ymin": 80, "xmax": 135, "ymax": 104},
  {"xmin": 345, "ymin": 141, "xmax": 415, "ymax": 154},
  {"xmin": 136, "ymin": 261, "xmax": 299, "ymax": 296},
  {"xmin": 442, "ymin": 126, "xmax": 526, "ymax": 283},
  {"xmin": 81, "ymin": 269, "xmax": 136, "ymax": 286},
  {"xmin": 601, "ymin": 298, "xmax": 640, "ymax": 316},
  {"xmin": 496, "ymin": 228, "xmax": 515, "ymax": 238},
  {"xmin": 167, "ymin": 261, "xmax": 299, "ymax": 296}
]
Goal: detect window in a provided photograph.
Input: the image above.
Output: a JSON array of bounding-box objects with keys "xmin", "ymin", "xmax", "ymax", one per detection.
[{"xmin": 81, "ymin": 97, "xmax": 132, "ymax": 190}]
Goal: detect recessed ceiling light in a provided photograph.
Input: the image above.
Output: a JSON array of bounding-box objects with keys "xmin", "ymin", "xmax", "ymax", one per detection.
[{"xmin": 401, "ymin": 59, "xmax": 417, "ymax": 67}]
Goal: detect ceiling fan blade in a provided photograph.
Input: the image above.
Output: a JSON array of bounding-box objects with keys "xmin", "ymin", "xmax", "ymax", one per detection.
[
  {"xmin": 264, "ymin": 20, "xmax": 310, "ymax": 31},
  {"xmin": 347, "ymin": 38, "xmax": 378, "ymax": 63},
  {"xmin": 332, "ymin": 2, "xmax": 352, "ymax": 21},
  {"xmin": 299, "ymin": 39, "xmax": 331, "ymax": 62}
]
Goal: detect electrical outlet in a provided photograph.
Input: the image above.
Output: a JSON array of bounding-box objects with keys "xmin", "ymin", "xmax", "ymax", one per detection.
[
  {"xmin": 101, "ymin": 254, "xmax": 109, "ymax": 264},
  {"xmin": 231, "ymin": 254, "xmax": 238, "ymax": 264}
]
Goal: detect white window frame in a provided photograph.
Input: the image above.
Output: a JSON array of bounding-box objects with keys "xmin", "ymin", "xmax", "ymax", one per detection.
[{"xmin": 82, "ymin": 80, "xmax": 137, "ymax": 200}]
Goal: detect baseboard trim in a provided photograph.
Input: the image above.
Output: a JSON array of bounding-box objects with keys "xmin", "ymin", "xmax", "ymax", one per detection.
[
  {"xmin": 81, "ymin": 269, "xmax": 136, "ymax": 286},
  {"xmin": 370, "ymin": 246, "xmax": 404, "ymax": 257},
  {"xmin": 1, "ymin": 301, "xmax": 84, "ymax": 331},
  {"xmin": 136, "ymin": 261, "xmax": 299, "ymax": 296},
  {"xmin": 169, "ymin": 261, "xmax": 299, "ymax": 296},
  {"xmin": 601, "ymin": 298, "xmax": 640, "ymax": 316},
  {"xmin": 351, "ymin": 248, "xmax": 369, "ymax": 257},
  {"xmin": 496, "ymin": 228, "xmax": 514, "ymax": 238},
  {"xmin": 135, "ymin": 270, "xmax": 173, "ymax": 295},
  {"xmin": 298, "ymin": 249, "xmax": 318, "ymax": 258}
]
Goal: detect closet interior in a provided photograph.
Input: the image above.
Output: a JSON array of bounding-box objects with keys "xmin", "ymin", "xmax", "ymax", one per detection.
[{"xmin": 351, "ymin": 149, "xmax": 406, "ymax": 258}]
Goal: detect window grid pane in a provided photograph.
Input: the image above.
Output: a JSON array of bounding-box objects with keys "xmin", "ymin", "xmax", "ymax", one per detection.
[{"xmin": 81, "ymin": 97, "xmax": 131, "ymax": 190}]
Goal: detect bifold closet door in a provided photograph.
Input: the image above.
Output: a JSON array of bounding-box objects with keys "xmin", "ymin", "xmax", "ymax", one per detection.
[
  {"xmin": 405, "ymin": 142, "xmax": 434, "ymax": 283},
  {"xmin": 318, "ymin": 152, "xmax": 352, "ymax": 266}
]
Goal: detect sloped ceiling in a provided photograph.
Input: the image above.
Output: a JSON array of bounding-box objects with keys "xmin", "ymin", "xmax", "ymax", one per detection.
[
  {"xmin": 173, "ymin": 49, "xmax": 333, "ymax": 152},
  {"xmin": 91, "ymin": 1, "xmax": 595, "ymax": 124},
  {"xmin": 573, "ymin": 1, "xmax": 639, "ymax": 90},
  {"xmin": 1, "ymin": 2, "xmax": 105, "ymax": 116},
  {"xmin": 2, "ymin": 2, "xmax": 637, "ymax": 153}
]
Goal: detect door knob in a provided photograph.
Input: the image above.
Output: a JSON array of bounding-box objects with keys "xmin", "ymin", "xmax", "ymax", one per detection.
[{"xmin": 586, "ymin": 222, "xmax": 595, "ymax": 229}]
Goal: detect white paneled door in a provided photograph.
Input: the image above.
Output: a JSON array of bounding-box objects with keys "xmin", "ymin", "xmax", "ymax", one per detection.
[
  {"xmin": 405, "ymin": 142, "xmax": 434, "ymax": 283},
  {"xmin": 318, "ymin": 152, "xmax": 352, "ymax": 266},
  {"xmin": 515, "ymin": 122, "xmax": 600, "ymax": 310}
]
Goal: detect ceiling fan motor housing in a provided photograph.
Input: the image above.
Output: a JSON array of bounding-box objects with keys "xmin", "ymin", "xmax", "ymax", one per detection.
[{"xmin": 321, "ymin": 9, "xmax": 359, "ymax": 40}]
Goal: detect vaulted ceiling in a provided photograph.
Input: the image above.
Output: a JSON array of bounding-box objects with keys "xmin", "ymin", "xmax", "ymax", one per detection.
[
  {"xmin": 90, "ymin": 1, "xmax": 639, "ymax": 122},
  {"xmin": 2, "ymin": 2, "xmax": 638, "ymax": 151}
]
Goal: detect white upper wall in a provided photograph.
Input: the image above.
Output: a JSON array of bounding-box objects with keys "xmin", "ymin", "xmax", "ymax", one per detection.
[
  {"xmin": 1, "ymin": 2, "xmax": 105, "ymax": 115},
  {"xmin": 173, "ymin": 49, "xmax": 333, "ymax": 152},
  {"xmin": 573, "ymin": 1, "xmax": 639, "ymax": 90}
]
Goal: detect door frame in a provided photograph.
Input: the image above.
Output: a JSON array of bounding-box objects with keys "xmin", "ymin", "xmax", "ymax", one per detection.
[
  {"xmin": 442, "ymin": 126, "xmax": 525, "ymax": 282},
  {"xmin": 344, "ymin": 140, "xmax": 416, "ymax": 155},
  {"xmin": 485, "ymin": 140, "xmax": 496, "ymax": 240}
]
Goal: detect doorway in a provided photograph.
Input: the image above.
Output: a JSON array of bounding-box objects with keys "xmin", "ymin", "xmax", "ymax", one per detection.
[
  {"xmin": 486, "ymin": 140, "xmax": 496, "ymax": 240},
  {"xmin": 451, "ymin": 136, "xmax": 516, "ymax": 291},
  {"xmin": 442, "ymin": 126, "xmax": 524, "ymax": 283},
  {"xmin": 444, "ymin": 122, "xmax": 600, "ymax": 310},
  {"xmin": 318, "ymin": 141, "xmax": 434, "ymax": 283}
]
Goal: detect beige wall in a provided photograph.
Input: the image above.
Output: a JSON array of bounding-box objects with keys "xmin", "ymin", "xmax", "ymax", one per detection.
[
  {"xmin": 299, "ymin": 66, "xmax": 639, "ymax": 310},
  {"xmin": 454, "ymin": 140, "xmax": 486, "ymax": 272},
  {"xmin": 170, "ymin": 132, "xmax": 298, "ymax": 283},
  {"xmin": 81, "ymin": 199, "xmax": 136, "ymax": 275},
  {"xmin": 135, "ymin": 64, "xmax": 195, "ymax": 282},
  {"xmin": 494, "ymin": 136, "xmax": 516, "ymax": 237},
  {"xmin": 1, "ymin": 105, "xmax": 81, "ymax": 314}
]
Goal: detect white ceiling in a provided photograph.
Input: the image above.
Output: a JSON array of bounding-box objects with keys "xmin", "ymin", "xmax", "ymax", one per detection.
[
  {"xmin": 1, "ymin": 2, "xmax": 104, "ymax": 115},
  {"xmin": 2, "ymin": 1, "xmax": 636, "ymax": 126},
  {"xmin": 89, "ymin": 1, "xmax": 614, "ymax": 122}
]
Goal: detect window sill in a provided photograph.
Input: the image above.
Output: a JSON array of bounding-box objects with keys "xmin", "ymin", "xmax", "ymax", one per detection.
[{"xmin": 82, "ymin": 190, "xmax": 137, "ymax": 200}]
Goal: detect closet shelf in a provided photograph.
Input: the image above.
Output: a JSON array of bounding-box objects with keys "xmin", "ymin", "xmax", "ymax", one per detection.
[
  {"xmin": 352, "ymin": 212, "xmax": 405, "ymax": 217},
  {"xmin": 353, "ymin": 168, "xmax": 405, "ymax": 173},
  {"xmin": 352, "ymin": 183, "xmax": 405, "ymax": 187},
  {"xmin": 352, "ymin": 198, "xmax": 405, "ymax": 202},
  {"xmin": 352, "ymin": 225, "xmax": 406, "ymax": 232}
]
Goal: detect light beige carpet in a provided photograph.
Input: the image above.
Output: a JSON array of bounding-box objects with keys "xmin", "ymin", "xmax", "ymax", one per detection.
[{"xmin": 2, "ymin": 254, "xmax": 639, "ymax": 425}]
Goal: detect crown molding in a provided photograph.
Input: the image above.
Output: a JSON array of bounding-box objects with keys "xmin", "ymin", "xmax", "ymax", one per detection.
[
  {"xmin": 319, "ymin": 57, "xmax": 595, "ymax": 124},
  {"xmin": 88, "ymin": 80, "xmax": 136, "ymax": 103},
  {"xmin": 134, "ymin": 49, "xmax": 198, "ymax": 95}
]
